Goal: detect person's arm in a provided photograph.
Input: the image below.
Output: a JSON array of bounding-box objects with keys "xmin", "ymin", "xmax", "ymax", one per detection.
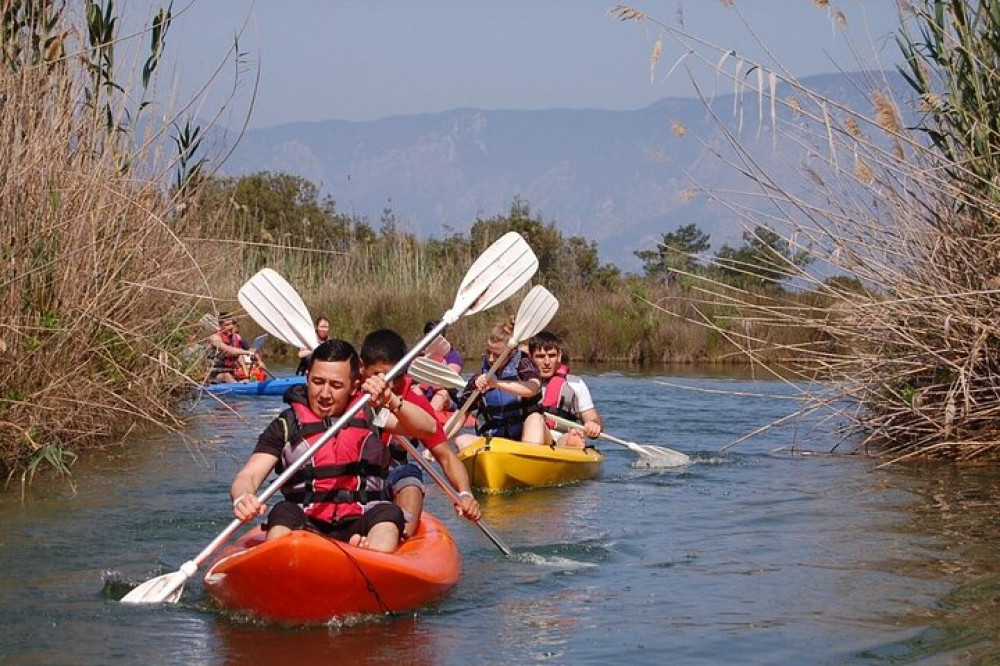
[
  {"xmin": 568, "ymin": 377, "xmax": 602, "ymax": 438},
  {"xmin": 476, "ymin": 374, "xmax": 540, "ymax": 398},
  {"xmin": 231, "ymin": 452, "xmax": 278, "ymax": 521},
  {"xmin": 361, "ymin": 375, "xmax": 437, "ymax": 438},
  {"xmin": 210, "ymin": 332, "xmax": 248, "ymax": 358},
  {"xmin": 429, "ymin": 442, "xmax": 482, "ymax": 521},
  {"xmin": 297, "ymin": 348, "xmax": 312, "ymax": 359}
]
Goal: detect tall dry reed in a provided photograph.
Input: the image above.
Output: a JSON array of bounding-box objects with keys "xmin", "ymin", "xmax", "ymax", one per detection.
[{"xmin": 612, "ymin": 2, "xmax": 1000, "ymax": 463}]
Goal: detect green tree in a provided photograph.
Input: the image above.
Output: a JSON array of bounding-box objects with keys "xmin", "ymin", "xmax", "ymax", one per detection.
[
  {"xmin": 715, "ymin": 225, "xmax": 811, "ymax": 289},
  {"xmin": 634, "ymin": 223, "xmax": 711, "ymax": 284}
]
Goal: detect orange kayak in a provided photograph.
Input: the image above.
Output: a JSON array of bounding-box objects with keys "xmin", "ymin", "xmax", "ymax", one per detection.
[{"xmin": 202, "ymin": 511, "xmax": 461, "ymax": 623}]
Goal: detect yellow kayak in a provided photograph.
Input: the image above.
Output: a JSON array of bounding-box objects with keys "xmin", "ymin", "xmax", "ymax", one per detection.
[{"xmin": 457, "ymin": 437, "xmax": 604, "ymax": 493}]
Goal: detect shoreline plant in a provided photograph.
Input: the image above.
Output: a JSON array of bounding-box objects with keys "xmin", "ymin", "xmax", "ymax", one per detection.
[{"xmin": 611, "ymin": 1, "xmax": 1000, "ymax": 463}]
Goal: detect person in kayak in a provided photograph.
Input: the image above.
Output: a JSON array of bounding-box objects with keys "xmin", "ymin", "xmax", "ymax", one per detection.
[
  {"xmin": 232, "ymin": 321, "xmax": 268, "ymax": 382},
  {"xmin": 454, "ymin": 316, "xmax": 547, "ymax": 450},
  {"xmin": 229, "ymin": 339, "xmax": 434, "ymax": 553},
  {"xmin": 529, "ymin": 330, "xmax": 602, "ymax": 449},
  {"xmin": 360, "ymin": 329, "xmax": 481, "ymax": 538},
  {"xmin": 420, "ymin": 319, "xmax": 465, "ymax": 413},
  {"xmin": 295, "ymin": 315, "xmax": 331, "ymax": 375},
  {"xmin": 206, "ymin": 313, "xmax": 252, "ymax": 384}
]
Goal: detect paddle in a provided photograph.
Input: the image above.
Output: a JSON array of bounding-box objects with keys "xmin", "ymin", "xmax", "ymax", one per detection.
[
  {"xmin": 121, "ymin": 232, "xmax": 538, "ymax": 605},
  {"xmin": 246, "ymin": 334, "xmax": 278, "ymax": 380},
  {"xmin": 411, "ymin": 357, "xmax": 692, "ymax": 468},
  {"xmin": 544, "ymin": 411, "xmax": 691, "ymax": 468},
  {"xmin": 409, "ymin": 356, "xmax": 467, "ymax": 392},
  {"xmin": 444, "ymin": 285, "xmax": 559, "ymax": 438},
  {"xmin": 390, "ymin": 435, "xmax": 512, "ymax": 557}
]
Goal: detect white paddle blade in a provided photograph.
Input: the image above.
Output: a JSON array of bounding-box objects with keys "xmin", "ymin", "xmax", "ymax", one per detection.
[
  {"xmin": 199, "ymin": 313, "xmax": 218, "ymax": 332},
  {"xmin": 632, "ymin": 446, "xmax": 692, "ymax": 469},
  {"xmin": 120, "ymin": 571, "xmax": 187, "ymax": 604},
  {"xmin": 237, "ymin": 269, "xmax": 320, "ymax": 350},
  {"xmin": 251, "ymin": 334, "xmax": 269, "ymax": 353},
  {"xmin": 445, "ymin": 232, "xmax": 539, "ymax": 322},
  {"xmin": 509, "ymin": 285, "xmax": 559, "ymax": 346},
  {"xmin": 409, "ymin": 357, "xmax": 466, "ymax": 391}
]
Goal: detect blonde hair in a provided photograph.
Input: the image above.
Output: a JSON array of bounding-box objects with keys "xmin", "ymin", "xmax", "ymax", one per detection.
[{"xmin": 488, "ymin": 315, "xmax": 516, "ymax": 343}]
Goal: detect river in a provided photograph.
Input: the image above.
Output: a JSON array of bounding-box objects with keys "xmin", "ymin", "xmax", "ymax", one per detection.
[{"xmin": 2, "ymin": 368, "xmax": 999, "ymax": 664}]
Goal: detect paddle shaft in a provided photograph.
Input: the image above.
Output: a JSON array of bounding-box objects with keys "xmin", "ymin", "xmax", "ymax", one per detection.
[
  {"xmin": 391, "ymin": 436, "xmax": 512, "ymax": 557},
  {"xmin": 545, "ymin": 411, "xmax": 643, "ymax": 451}
]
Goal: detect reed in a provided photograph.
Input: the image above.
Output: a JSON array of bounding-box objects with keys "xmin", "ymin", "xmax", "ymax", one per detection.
[
  {"xmin": 0, "ymin": 1, "xmax": 223, "ymax": 482},
  {"xmin": 612, "ymin": 2, "xmax": 1000, "ymax": 463}
]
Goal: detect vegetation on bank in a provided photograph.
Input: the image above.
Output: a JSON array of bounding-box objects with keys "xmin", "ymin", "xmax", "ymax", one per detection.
[{"xmin": 613, "ymin": 1, "xmax": 1000, "ymax": 463}]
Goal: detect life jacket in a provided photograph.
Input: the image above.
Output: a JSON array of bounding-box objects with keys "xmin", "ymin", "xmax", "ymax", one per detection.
[
  {"xmin": 277, "ymin": 388, "xmax": 389, "ymax": 524},
  {"xmin": 209, "ymin": 330, "xmax": 240, "ymax": 372},
  {"xmin": 477, "ymin": 350, "xmax": 541, "ymax": 437},
  {"xmin": 541, "ymin": 364, "xmax": 578, "ymax": 427}
]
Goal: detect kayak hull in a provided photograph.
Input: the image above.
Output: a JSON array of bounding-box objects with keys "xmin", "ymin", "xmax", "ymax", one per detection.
[
  {"xmin": 457, "ymin": 437, "xmax": 604, "ymax": 493},
  {"xmin": 203, "ymin": 512, "xmax": 461, "ymax": 623},
  {"xmin": 202, "ymin": 376, "xmax": 305, "ymax": 396}
]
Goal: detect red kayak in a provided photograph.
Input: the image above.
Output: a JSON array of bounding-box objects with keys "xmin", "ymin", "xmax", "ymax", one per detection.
[{"xmin": 203, "ymin": 512, "xmax": 461, "ymax": 623}]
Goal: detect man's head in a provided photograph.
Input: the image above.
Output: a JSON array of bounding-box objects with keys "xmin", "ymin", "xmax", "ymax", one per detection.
[
  {"xmin": 305, "ymin": 339, "xmax": 360, "ymax": 418},
  {"xmin": 529, "ymin": 330, "xmax": 564, "ymax": 380},
  {"xmin": 218, "ymin": 312, "xmax": 237, "ymax": 335},
  {"xmin": 359, "ymin": 329, "xmax": 407, "ymax": 391}
]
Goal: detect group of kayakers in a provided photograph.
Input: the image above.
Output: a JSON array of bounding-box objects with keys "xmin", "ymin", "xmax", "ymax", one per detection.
[{"xmin": 222, "ymin": 311, "xmax": 602, "ymax": 553}]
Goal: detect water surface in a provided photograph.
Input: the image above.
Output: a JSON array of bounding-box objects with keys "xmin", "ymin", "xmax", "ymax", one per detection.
[{"xmin": 2, "ymin": 370, "xmax": 1000, "ymax": 664}]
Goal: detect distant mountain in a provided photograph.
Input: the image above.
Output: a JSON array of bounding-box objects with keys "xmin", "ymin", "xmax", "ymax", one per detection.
[{"xmin": 219, "ymin": 71, "xmax": 912, "ymax": 270}]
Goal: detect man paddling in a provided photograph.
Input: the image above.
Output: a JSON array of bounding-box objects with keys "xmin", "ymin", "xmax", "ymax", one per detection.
[
  {"xmin": 230, "ymin": 339, "xmax": 435, "ymax": 552},
  {"xmin": 529, "ymin": 330, "xmax": 602, "ymax": 448},
  {"xmin": 360, "ymin": 329, "xmax": 481, "ymax": 538}
]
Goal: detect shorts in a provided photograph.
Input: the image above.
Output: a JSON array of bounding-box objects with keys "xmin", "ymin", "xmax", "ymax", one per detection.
[
  {"xmin": 264, "ymin": 500, "xmax": 405, "ymax": 542},
  {"xmin": 385, "ymin": 463, "xmax": 425, "ymax": 499}
]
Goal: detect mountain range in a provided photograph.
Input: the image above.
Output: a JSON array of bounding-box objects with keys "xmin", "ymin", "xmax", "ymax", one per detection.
[{"xmin": 218, "ymin": 71, "xmax": 910, "ymax": 270}]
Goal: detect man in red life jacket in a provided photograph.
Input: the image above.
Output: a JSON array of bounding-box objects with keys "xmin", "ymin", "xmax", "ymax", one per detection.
[
  {"xmin": 529, "ymin": 330, "xmax": 603, "ymax": 449},
  {"xmin": 206, "ymin": 314, "xmax": 250, "ymax": 383},
  {"xmin": 229, "ymin": 339, "xmax": 436, "ymax": 552},
  {"xmin": 360, "ymin": 329, "xmax": 481, "ymax": 538}
]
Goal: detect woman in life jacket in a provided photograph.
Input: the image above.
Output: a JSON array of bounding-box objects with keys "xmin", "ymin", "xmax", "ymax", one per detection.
[
  {"xmin": 229, "ymin": 339, "xmax": 430, "ymax": 553},
  {"xmin": 295, "ymin": 315, "xmax": 331, "ymax": 375},
  {"xmin": 529, "ymin": 330, "xmax": 603, "ymax": 449},
  {"xmin": 206, "ymin": 314, "xmax": 252, "ymax": 384},
  {"xmin": 454, "ymin": 316, "xmax": 547, "ymax": 451}
]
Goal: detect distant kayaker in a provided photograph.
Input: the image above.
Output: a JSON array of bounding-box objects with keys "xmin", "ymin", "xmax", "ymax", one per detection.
[
  {"xmin": 232, "ymin": 321, "xmax": 268, "ymax": 382},
  {"xmin": 530, "ymin": 330, "xmax": 602, "ymax": 449},
  {"xmin": 360, "ymin": 329, "xmax": 481, "ymax": 538},
  {"xmin": 420, "ymin": 319, "xmax": 465, "ymax": 413},
  {"xmin": 295, "ymin": 315, "xmax": 331, "ymax": 375},
  {"xmin": 454, "ymin": 316, "xmax": 547, "ymax": 450},
  {"xmin": 229, "ymin": 339, "xmax": 433, "ymax": 553},
  {"xmin": 206, "ymin": 313, "xmax": 251, "ymax": 384}
]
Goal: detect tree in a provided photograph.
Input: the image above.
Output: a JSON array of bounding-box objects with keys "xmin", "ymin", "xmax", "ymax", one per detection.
[
  {"xmin": 634, "ymin": 223, "xmax": 711, "ymax": 283},
  {"xmin": 715, "ymin": 225, "xmax": 811, "ymax": 289}
]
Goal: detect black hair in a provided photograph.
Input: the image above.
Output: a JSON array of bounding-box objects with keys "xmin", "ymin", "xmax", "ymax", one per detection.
[
  {"xmin": 528, "ymin": 330, "xmax": 564, "ymax": 354},
  {"xmin": 360, "ymin": 329, "xmax": 408, "ymax": 365},
  {"xmin": 423, "ymin": 319, "xmax": 445, "ymax": 336},
  {"xmin": 307, "ymin": 339, "xmax": 360, "ymax": 378}
]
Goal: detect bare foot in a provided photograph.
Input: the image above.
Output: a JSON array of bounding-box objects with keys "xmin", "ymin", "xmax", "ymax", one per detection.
[
  {"xmin": 560, "ymin": 431, "xmax": 586, "ymax": 449},
  {"xmin": 348, "ymin": 534, "xmax": 370, "ymax": 549}
]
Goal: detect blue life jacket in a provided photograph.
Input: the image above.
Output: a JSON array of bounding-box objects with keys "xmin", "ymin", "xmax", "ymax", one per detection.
[{"xmin": 477, "ymin": 350, "xmax": 541, "ymax": 438}]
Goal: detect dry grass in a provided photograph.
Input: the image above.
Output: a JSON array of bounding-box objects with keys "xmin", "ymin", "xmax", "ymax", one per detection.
[{"xmin": 614, "ymin": 3, "xmax": 1000, "ymax": 463}]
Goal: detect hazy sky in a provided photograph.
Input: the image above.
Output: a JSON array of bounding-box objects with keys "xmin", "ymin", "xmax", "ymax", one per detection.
[{"xmin": 132, "ymin": 1, "xmax": 905, "ymax": 129}]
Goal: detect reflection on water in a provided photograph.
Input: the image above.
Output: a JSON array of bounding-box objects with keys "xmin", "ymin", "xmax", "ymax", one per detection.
[{"xmin": 2, "ymin": 369, "xmax": 1000, "ymax": 663}]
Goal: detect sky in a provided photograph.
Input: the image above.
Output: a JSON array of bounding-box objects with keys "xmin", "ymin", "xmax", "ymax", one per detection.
[{"xmin": 127, "ymin": 1, "xmax": 907, "ymax": 129}]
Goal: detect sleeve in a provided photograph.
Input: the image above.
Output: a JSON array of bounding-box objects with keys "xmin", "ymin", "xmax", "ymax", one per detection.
[
  {"xmin": 404, "ymin": 386, "xmax": 447, "ymax": 447},
  {"xmin": 516, "ymin": 355, "xmax": 540, "ymax": 382},
  {"xmin": 566, "ymin": 375, "xmax": 595, "ymax": 413},
  {"xmin": 252, "ymin": 417, "xmax": 286, "ymax": 457},
  {"xmin": 444, "ymin": 349, "xmax": 464, "ymax": 369}
]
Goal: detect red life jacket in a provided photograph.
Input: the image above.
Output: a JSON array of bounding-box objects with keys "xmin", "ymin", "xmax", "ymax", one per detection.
[
  {"xmin": 541, "ymin": 364, "xmax": 577, "ymax": 428},
  {"xmin": 215, "ymin": 331, "xmax": 240, "ymax": 371},
  {"xmin": 278, "ymin": 393, "xmax": 389, "ymax": 524}
]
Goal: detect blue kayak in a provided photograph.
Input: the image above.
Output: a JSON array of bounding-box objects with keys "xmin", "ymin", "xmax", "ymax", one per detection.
[{"xmin": 202, "ymin": 376, "xmax": 305, "ymax": 396}]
